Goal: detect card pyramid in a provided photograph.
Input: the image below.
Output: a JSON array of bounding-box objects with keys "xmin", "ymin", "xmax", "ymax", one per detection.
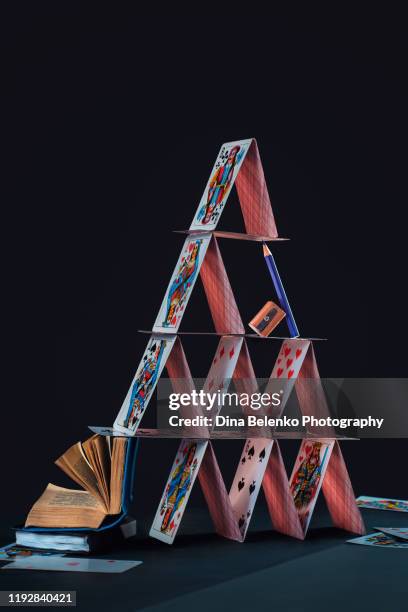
[{"xmin": 107, "ymin": 138, "xmax": 365, "ymax": 544}]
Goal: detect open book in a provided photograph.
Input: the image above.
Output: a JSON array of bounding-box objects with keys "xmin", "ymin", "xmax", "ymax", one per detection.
[{"xmin": 25, "ymin": 435, "xmax": 128, "ymax": 529}]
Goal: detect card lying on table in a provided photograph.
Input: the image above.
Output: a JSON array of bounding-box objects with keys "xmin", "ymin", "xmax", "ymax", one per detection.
[
  {"xmin": 2, "ymin": 556, "xmax": 142, "ymax": 573},
  {"xmin": 356, "ymin": 496, "xmax": 408, "ymax": 512},
  {"xmin": 0, "ymin": 544, "xmax": 64, "ymax": 560},
  {"xmin": 348, "ymin": 532, "xmax": 408, "ymax": 548},
  {"xmin": 375, "ymin": 527, "xmax": 408, "ymax": 541}
]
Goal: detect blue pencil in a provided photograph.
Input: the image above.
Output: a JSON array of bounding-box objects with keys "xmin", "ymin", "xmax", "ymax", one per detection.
[{"xmin": 262, "ymin": 243, "xmax": 299, "ymax": 338}]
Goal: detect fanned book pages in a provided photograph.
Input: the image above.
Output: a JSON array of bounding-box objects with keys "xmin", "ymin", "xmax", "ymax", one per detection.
[{"xmin": 25, "ymin": 435, "xmax": 128, "ymax": 529}]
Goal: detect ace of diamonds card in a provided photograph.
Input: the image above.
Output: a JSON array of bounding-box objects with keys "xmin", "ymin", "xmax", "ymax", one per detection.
[{"xmin": 189, "ymin": 139, "xmax": 252, "ymax": 231}]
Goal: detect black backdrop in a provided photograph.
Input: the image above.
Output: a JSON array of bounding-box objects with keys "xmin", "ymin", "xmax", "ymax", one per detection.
[{"xmin": 2, "ymin": 6, "xmax": 407, "ymax": 525}]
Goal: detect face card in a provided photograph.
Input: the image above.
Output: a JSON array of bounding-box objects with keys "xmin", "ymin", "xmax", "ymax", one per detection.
[
  {"xmin": 203, "ymin": 336, "xmax": 244, "ymax": 419},
  {"xmin": 189, "ymin": 140, "xmax": 252, "ymax": 231},
  {"xmin": 2, "ymin": 556, "xmax": 142, "ymax": 573},
  {"xmin": 113, "ymin": 334, "xmax": 176, "ymax": 434},
  {"xmin": 153, "ymin": 234, "xmax": 211, "ymax": 333},
  {"xmin": 356, "ymin": 496, "xmax": 408, "ymax": 512},
  {"xmin": 348, "ymin": 532, "xmax": 408, "ymax": 548},
  {"xmin": 149, "ymin": 439, "xmax": 208, "ymax": 544},
  {"xmin": 289, "ymin": 439, "xmax": 334, "ymax": 534},
  {"xmin": 375, "ymin": 527, "xmax": 408, "ymax": 541},
  {"xmin": 0, "ymin": 545, "xmax": 64, "ymax": 560},
  {"xmin": 229, "ymin": 438, "xmax": 274, "ymax": 539}
]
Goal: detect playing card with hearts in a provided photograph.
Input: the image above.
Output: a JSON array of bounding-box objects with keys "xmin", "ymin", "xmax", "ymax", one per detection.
[
  {"xmin": 149, "ymin": 439, "xmax": 208, "ymax": 544},
  {"xmin": 1, "ymin": 556, "xmax": 142, "ymax": 573},
  {"xmin": 153, "ymin": 234, "xmax": 211, "ymax": 334},
  {"xmin": 229, "ymin": 438, "xmax": 274, "ymax": 539},
  {"xmin": 114, "ymin": 334, "xmax": 176, "ymax": 434},
  {"xmin": 271, "ymin": 339, "xmax": 310, "ymax": 380},
  {"xmin": 264, "ymin": 339, "xmax": 311, "ymax": 419},
  {"xmin": 189, "ymin": 140, "xmax": 252, "ymax": 230},
  {"xmin": 289, "ymin": 439, "xmax": 334, "ymax": 533},
  {"xmin": 203, "ymin": 336, "xmax": 244, "ymax": 419}
]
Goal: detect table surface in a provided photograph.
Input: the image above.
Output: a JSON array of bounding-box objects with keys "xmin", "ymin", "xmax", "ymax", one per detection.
[{"xmin": 1, "ymin": 507, "xmax": 407, "ymax": 611}]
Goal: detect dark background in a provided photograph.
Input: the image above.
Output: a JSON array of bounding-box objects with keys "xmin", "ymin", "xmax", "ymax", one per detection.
[{"xmin": 2, "ymin": 6, "xmax": 407, "ymax": 526}]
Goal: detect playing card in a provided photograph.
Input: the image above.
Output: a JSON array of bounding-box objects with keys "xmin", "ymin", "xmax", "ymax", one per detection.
[
  {"xmin": 0, "ymin": 545, "xmax": 64, "ymax": 560},
  {"xmin": 189, "ymin": 140, "xmax": 252, "ymax": 230},
  {"xmin": 113, "ymin": 334, "xmax": 176, "ymax": 434},
  {"xmin": 264, "ymin": 339, "xmax": 310, "ymax": 418},
  {"xmin": 270, "ymin": 339, "xmax": 310, "ymax": 381},
  {"xmin": 375, "ymin": 527, "xmax": 408, "ymax": 541},
  {"xmin": 153, "ymin": 234, "xmax": 211, "ymax": 333},
  {"xmin": 348, "ymin": 532, "xmax": 408, "ymax": 548},
  {"xmin": 149, "ymin": 439, "xmax": 208, "ymax": 544},
  {"xmin": 89, "ymin": 426, "xmax": 129, "ymax": 437},
  {"xmin": 289, "ymin": 439, "xmax": 334, "ymax": 534},
  {"xmin": 2, "ymin": 556, "xmax": 142, "ymax": 573},
  {"xmin": 203, "ymin": 336, "xmax": 243, "ymax": 419},
  {"xmin": 356, "ymin": 496, "xmax": 408, "ymax": 512},
  {"xmin": 229, "ymin": 438, "xmax": 274, "ymax": 539}
]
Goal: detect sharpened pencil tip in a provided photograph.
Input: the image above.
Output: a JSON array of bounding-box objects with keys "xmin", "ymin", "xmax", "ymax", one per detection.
[{"xmin": 262, "ymin": 243, "xmax": 272, "ymax": 257}]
